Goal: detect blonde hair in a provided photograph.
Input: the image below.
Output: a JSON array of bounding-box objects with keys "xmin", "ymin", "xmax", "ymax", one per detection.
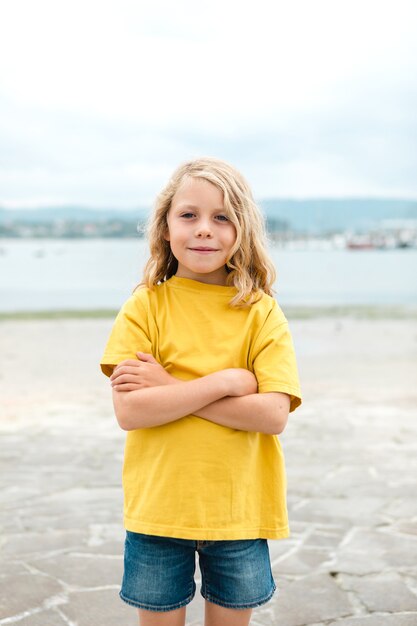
[{"xmin": 140, "ymin": 157, "xmax": 276, "ymax": 307}]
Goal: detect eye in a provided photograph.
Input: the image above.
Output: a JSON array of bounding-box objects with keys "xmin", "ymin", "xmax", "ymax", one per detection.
[
  {"xmin": 180, "ymin": 212, "xmax": 195, "ymax": 219},
  {"xmin": 215, "ymin": 214, "xmax": 229, "ymax": 222}
]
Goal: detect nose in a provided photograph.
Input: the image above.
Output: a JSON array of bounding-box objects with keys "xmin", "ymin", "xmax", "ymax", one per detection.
[{"xmin": 195, "ymin": 219, "xmax": 213, "ymax": 238}]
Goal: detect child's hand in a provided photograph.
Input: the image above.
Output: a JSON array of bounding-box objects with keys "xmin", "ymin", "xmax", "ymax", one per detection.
[
  {"xmin": 224, "ymin": 368, "xmax": 258, "ymax": 397},
  {"xmin": 110, "ymin": 353, "xmax": 178, "ymax": 391}
]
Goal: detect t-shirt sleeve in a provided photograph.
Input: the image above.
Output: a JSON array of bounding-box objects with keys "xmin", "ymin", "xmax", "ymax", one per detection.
[
  {"xmin": 251, "ymin": 300, "xmax": 302, "ymax": 412},
  {"xmin": 100, "ymin": 291, "xmax": 153, "ymax": 377}
]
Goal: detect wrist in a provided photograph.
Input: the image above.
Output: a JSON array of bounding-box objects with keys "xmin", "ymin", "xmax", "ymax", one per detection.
[
  {"xmin": 204, "ymin": 370, "xmax": 231, "ymax": 398},
  {"xmin": 216, "ymin": 369, "xmax": 236, "ymax": 397}
]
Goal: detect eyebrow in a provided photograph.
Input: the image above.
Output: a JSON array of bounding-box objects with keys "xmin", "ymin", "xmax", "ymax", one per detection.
[{"xmin": 174, "ymin": 204, "xmax": 225, "ymax": 211}]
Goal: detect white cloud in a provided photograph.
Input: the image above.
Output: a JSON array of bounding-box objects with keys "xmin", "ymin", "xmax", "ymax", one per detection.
[{"xmin": 0, "ymin": 0, "xmax": 416, "ymax": 205}]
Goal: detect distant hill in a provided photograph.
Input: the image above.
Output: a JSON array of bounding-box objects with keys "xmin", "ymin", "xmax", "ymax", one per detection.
[
  {"xmin": 0, "ymin": 206, "xmax": 149, "ymax": 223},
  {"xmin": 259, "ymin": 198, "xmax": 417, "ymax": 233},
  {"xmin": 1, "ymin": 199, "xmax": 416, "ymax": 234}
]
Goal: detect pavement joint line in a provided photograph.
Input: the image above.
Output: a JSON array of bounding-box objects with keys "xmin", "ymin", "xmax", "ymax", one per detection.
[
  {"xmin": 345, "ymin": 588, "xmax": 371, "ymax": 616},
  {"xmin": 41, "ymin": 594, "xmax": 70, "ymax": 610},
  {"xmin": 60, "ymin": 585, "xmax": 121, "ymax": 594},
  {"xmin": 337, "ymin": 526, "xmax": 361, "ymax": 549},
  {"xmin": 0, "ymin": 604, "xmax": 52, "ymax": 625},
  {"xmin": 21, "ymin": 562, "xmax": 56, "ymax": 577},
  {"xmin": 66, "ymin": 552, "xmax": 122, "ymax": 559},
  {"xmin": 7, "ymin": 548, "xmax": 89, "ymax": 563},
  {"xmin": 55, "ymin": 607, "xmax": 76, "ymax": 626},
  {"xmin": 271, "ymin": 542, "xmax": 302, "ymax": 566},
  {"xmin": 1, "ymin": 319, "xmax": 416, "ymax": 624},
  {"xmin": 291, "ymin": 497, "xmax": 310, "ymax": 511}
]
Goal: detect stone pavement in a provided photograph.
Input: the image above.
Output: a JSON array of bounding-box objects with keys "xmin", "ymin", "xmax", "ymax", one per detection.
[{"xmin": 0, "ymin": 317, "xmax": 417, "ymax": 625}]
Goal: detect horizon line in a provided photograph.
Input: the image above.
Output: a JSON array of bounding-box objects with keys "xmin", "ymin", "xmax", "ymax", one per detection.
[{"xmin": 1, "ymin": 196, "xmax": 417, "ymax": 211}]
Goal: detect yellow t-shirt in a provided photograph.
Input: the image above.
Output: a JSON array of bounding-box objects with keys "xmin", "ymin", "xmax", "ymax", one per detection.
[{"xmin": 100, "ymin": 275, "xmax": 302, "ymax": 540}]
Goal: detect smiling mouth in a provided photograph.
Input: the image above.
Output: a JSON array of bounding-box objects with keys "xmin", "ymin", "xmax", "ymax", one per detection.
[{"xmin": 189, "ymin": 247, "xmax": 219, "ymax": 252}]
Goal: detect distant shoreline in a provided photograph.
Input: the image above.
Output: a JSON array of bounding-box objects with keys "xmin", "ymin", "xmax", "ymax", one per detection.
[{"xmin": 1, "ymin": 305, "xmax": 416, "ymax": 322}]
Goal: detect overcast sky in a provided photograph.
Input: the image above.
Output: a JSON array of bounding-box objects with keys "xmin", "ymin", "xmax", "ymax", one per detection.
[{"xmin": 0, "ymin": 0, "xmax": 416, "ymax": 208}]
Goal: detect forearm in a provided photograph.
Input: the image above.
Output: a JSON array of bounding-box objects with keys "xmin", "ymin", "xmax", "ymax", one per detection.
[
  {"xmin": 194, "ymin": 392, "xmax": 290, "ymax": 435},
  {"xmin": 113, "ymin": 371, "xmax": 230, "ymax": 430}
]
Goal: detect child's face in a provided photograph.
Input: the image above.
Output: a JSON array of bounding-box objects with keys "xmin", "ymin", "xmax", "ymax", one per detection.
[{"xmin": 165, "ymin": 176, "xmax": 237, "ymax": 286}]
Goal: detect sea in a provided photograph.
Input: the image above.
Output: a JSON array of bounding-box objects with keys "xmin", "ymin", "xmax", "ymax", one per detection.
[{"xmin": 0, "ymin": 238, "xmax": 416, "ymax": 312}]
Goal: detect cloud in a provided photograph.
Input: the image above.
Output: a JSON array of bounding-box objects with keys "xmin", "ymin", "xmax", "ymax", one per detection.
[{"xmin": 0, "ymin": 0, "xmax": 416, "ymax": 206}]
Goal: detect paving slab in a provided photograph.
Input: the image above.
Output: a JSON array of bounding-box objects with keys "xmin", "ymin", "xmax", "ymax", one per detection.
[
  {"xmin": 0, "ymin": 562, "xmax": 28, "ymax": 576},
  {"xmin": 328, "ymin": 614, "xmax": 417, "ymax": 626},
  {"xmin": 303, "ymin": 529, "xmax": 345, "ymax": 549},
  {"xmin": 271, "ymin": 546, "xmax": 333, "ymax": 576},
  {"xmin": 60, "ymin": 589, "xmax": 137, "ymax": 626},
  {"xmin": 2, "ymin": 529, "xmax": 87, "ymax": 558},
  {"xmin": 0, "ymin": 573, "xmax": 64, "ymax": 619},
  {"xmin": 339, "ymin": 573, "xmax": 417, "ymax": 613},
  {"xmin": 265, "ymin": 573, "xmax": 353, "ymax": 626},
  {"xmin": 28, "ymin": 553, "xmax": 124, "ymax": 589},
  {"xmin": 326, "ymin": 551, "xmax": 390, "ymax": 576},
  {"xmin": 390, "ymin": 520, "xmax": 417, "ymax": 536},
  {"xmin": 8, "ymin": 608, "xmax": 70, "ymax": 625},
  {"xmin": 289, "ymin": 496, "xmax": 387, "ymax": 526},
  {"xmin": 335, "ymin": 528, "xmax": 417, "ymax": 569},
  {"xmin": 1, "ymin": 318, "xmax": 417, "ymax": 625}
]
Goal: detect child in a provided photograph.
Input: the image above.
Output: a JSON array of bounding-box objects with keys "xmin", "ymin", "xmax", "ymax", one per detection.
[{"xmin": 100, "ymin": 157, "xmax": 302, "ymax": 626}]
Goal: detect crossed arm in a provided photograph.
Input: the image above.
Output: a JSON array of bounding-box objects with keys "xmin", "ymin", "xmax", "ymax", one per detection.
[{"xmin": 109, "ymin": 352, "xmax": 290, "ymax": 435}]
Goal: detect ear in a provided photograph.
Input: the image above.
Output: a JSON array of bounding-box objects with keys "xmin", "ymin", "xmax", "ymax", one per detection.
[{"xmin": 163, "ymin": 229, "xmax": 170, "ymax": 242}]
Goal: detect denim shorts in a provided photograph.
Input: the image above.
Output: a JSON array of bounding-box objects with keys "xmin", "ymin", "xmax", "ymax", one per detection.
[{"xmin": 120, "ymin": 531, "xmax": 276, "ymax": 612}]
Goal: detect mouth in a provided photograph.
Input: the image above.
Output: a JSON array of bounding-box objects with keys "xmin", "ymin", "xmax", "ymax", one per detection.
[{"xmin": 188, "ymin": 247, "xmax": 219, "ymax": 252}]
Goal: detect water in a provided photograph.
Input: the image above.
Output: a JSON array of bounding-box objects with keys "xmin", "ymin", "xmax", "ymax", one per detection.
[{"xmin": 0, "ymin": 238, "xmax": 416, "ymax": 312}]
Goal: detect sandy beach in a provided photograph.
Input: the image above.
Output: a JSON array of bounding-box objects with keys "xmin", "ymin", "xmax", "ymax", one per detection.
[{"xmin": 1, "ymin": 315, "xmax": 417, "ymax": 626}]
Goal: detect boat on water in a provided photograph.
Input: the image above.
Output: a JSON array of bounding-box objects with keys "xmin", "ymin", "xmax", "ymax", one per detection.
[{"xmin": 347, "ymin": 241, "xmax": 375, "ymax": 250}]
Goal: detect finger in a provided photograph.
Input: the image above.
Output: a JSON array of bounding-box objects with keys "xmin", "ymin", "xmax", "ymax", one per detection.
[
  {"xmin": 112, "ymin": 383, "xmax": 143, "ymax": 392},
  {"xmin": 110, "ymin": 374, "xmax": 142, "ymax": 386},
  {"xmin": 111, "ymin": 373, "xmax": 142, "ymax": 386},
  {"xmin": 110, "ymin": 364, "xmax": 141, "ymax": 380},
  {"xmin": 111, "ymin": 364, "xmax": 134, "ymax": 380},
  {"xmin": 136, "ymin": 352, "xmax": 158, "ymax": 364},
  {"xmin": 111, "ymin": 374, "xmax": 138, "ymax": 386}
]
